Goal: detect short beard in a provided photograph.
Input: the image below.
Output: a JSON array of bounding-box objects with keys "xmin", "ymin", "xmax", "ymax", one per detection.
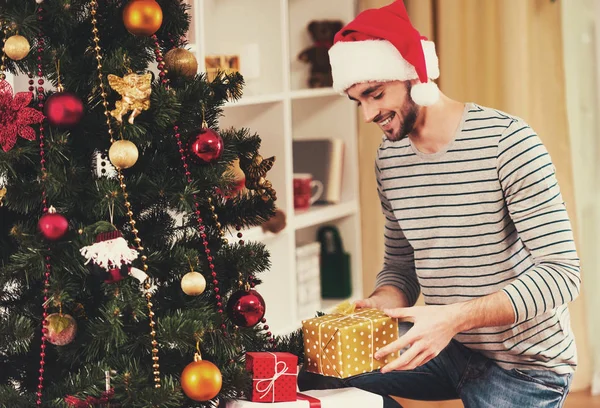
[{"xmin": 391, "ymin": 81, "xmax": 419, "ymax": 141}]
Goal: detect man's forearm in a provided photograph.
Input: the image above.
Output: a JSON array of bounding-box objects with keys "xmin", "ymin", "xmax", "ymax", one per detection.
[{"xmin": 453, "ymin": 290, "xmax": 516, "ymax": 332}]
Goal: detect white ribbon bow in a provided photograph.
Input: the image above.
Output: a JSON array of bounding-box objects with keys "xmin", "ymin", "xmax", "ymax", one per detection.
[{"xmin": 254, "ymin": 352, "xmax": 296, "ymax": 402}]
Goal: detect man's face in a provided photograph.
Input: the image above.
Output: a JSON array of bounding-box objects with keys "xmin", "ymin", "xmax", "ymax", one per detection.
[{"xmin": 347, "ymin": 80, "xmax": 419, "ymax": 141}]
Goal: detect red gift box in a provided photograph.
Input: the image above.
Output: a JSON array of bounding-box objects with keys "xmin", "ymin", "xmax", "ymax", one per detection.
[{"xmin": 246, "ymin": 352, "xmax": 298, "ymax": 402}]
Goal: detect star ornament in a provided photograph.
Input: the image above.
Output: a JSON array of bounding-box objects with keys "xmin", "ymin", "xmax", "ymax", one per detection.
[{"xmin": 0, "ymin": 80, "xmax": 45, "ymax": 152}]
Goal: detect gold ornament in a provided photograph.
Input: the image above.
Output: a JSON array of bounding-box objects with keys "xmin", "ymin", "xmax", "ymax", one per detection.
[
  {"xmin": 181, "ymin": 271, "xmax": 206, "ymax": 296},
  {"xmin": 4, "ymin": 34, "xmax": 30, "ymax": 61},
  {"xmin": 109, "ymin": 140, "xmax": 139, "ymax": 169},
  {"xmin": 0, "ymin": 187, "xmax": 6, "ymax": 207},
  {"xmin": 181, "ymin": 352, "xmax": 222, "ymax": 401},
  {"xmin": 239, "ymin": 153, "xmax": 277, "ymax": 201},
  {"xmin": 123, "ymin": 0, "xmax": 163, "ymax": 37},
  {"xmin": 108, "ymin": 72, "xmax": 152, "ymax": 124},
  {"xmin": 164, "ymin": 48, "xmax": 198, "ymax": 79}
]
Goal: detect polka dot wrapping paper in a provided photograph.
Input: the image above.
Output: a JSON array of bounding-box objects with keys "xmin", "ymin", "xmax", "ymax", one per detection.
[
  {"xmin": 245, "ymin": 352, "xmax": 298, "ymax": 402},
  {"xmin": 301, "ymin": 308, "xmax": 399, "ymax": 378}
]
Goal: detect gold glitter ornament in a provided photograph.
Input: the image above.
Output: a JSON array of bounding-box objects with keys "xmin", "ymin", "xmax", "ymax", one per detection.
[
  {"xmin": 164, "ymin": 48, "xmax": 198, "ymax": 79},
  {"xmin": 108, "ymin": 139, "xmax": 139, "ymax": 169},
  {"xmin": 3, "ymin": 34, "xmax": 30, "ymax": 61},
  {"xmin": 107, "ymin": 72, "xmax": 152, "ymax": 124},
  {"xmin": 181, "ymin": 271, "xmax": 206, "ymax": 296}
]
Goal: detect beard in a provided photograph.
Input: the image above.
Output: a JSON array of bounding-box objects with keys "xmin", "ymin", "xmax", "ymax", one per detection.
[{"xmin": 388, "ymin": 82, "xmax": 419, "ymax": 141}]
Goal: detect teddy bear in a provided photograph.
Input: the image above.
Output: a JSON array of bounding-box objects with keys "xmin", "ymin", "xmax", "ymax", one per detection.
[{"xmin": 298, "ymin": 20, "xmax": 344, "ymax": 88}]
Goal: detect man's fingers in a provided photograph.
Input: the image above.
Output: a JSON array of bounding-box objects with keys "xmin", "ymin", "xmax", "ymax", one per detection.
[
  {"xmin": 374, "ymin": 331, "xmax": 415, "ymax": 360},
  {"xmin": 382, "ymin": 307, "xmax": 414, "ymax": 320},
  {"xmin": 379, "ymin": 342, "xmax": 421, "ymax": 373},
  {"xmin": 381, "ymin": 346, "xmax": 437, "ymax": 373},
  {"xmin": 354, "ymin": 299, "xmax": 373, "ymax": 309},
  {"xmin": 416, "ymin": 352, "xmax": 437, "ymax": 369}
]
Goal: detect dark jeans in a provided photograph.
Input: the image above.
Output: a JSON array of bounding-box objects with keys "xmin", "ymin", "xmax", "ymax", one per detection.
[{"xmin": 297, "ymin": 325, "xmax": 573, "ymax": 408}]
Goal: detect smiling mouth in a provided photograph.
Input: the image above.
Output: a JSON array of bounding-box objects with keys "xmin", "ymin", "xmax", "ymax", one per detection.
[{"xmin": 378, "ymin": 113, "xmax": 395, "ymax": 127}]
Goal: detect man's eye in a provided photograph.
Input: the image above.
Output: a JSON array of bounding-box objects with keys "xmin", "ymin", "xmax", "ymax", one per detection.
[{"xmin": 373, "ymin": 93, "xmax": 384, "ymax": 100}]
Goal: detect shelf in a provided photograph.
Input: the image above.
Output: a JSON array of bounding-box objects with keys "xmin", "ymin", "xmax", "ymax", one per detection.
[
  {"xmin": 224, "ymin": 93, "xmax": 285, "ymax": 108},
  {"xmin": 293, "ymin": 200, "xmax": 358, "ymax": 230},
  {"xmin": 290, "ymin": 87, "xmax": 340, "ymax": 100}
]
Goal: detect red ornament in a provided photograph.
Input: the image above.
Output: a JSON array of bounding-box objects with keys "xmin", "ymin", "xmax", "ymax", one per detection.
[
  {"xmin": 189, "ymin": 128, "xmax": 224, "ymax": 163},
  {"xmin": 38, "ymin": 207, "xmax": 69, "ymax": 241},
  {"xmin": 0, "ymin": 80, "xmax": 44, "ymax": 152},
  {"xmin": 44, "ymin": 92, "xmax": 84, "ymax": 128},
  {"xmin": 226, "ymin": 289, "xmax": 266, "ymax": 328}
]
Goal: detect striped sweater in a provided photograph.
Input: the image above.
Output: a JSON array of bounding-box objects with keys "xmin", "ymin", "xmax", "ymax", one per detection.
[{"xmin": 374, "ymin": 103, "xmax": 581, "ymax": 374}]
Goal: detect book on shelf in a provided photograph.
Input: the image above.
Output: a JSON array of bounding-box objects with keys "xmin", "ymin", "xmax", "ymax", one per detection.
[{"xmin": 292, "ymin": 138, "xmax": 344, "ymax": 204}]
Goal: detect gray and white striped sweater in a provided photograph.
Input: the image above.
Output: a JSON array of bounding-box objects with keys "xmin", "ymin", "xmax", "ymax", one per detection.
[{"xmin": 375, "ymin": 102, "xmax": 580, "ymax": 374}]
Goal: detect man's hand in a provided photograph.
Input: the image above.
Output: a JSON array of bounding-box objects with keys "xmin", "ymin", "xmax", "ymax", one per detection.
[
  {"xmin": 373, "ymin": 291, "xmax": 516, "ymax": 373},
  {"xmin": 354, "ymin": 285, "xmax": 410, "ymax": 311},
  {"xmin": 374, "ymin": 304, "xmax": 462, "ymax": 373}
]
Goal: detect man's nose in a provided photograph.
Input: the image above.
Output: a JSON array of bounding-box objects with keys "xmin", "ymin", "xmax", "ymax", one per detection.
[{"xmin": 361, "ymin": 103, "xmax": 379, "ymax": 123}]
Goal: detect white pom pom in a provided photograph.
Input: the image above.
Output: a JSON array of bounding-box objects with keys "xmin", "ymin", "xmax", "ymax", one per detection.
[{"xmin": 410, "ymin": 81, "xmax": 440, "ymax": 106}]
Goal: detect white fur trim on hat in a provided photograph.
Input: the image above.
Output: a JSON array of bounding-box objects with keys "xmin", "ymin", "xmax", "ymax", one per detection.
[{"xmin": 329, "ymin": 39, "xmax": 440, "ymax": 94}]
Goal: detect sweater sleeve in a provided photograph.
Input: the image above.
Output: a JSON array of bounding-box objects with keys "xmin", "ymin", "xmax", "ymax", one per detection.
[
  {"xmin": 373, "ymin": 156, "xmax": 420, "ymax": 306},
  {"xmin": 497, "ymin": 119, "xmax": 581, "ymax": 324}
]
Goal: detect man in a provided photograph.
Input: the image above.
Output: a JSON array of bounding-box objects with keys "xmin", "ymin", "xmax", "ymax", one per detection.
[{"xmin": 297, "ymin": 1, "xmax": 581, "ymax": 407}]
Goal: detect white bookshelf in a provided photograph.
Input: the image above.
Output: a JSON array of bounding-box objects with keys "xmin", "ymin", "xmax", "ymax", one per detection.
[{"xmin": 192, "ymin": 0, "xmax": 363, "ymax": 335}]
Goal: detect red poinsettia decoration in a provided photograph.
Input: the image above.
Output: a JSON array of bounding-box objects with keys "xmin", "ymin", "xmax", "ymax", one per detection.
[
  {"xmin": 0, "ymin": 80, "xmax": 45, "ymax": 152},
  {"xmin": 64, "ymin": 389, "xmax": 115, "ymax": 407}
]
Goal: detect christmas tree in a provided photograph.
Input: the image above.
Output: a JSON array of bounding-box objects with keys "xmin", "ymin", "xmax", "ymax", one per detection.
[{"xmin": 0, "ymin": 1, "xmax": 290, "ymax": 406}]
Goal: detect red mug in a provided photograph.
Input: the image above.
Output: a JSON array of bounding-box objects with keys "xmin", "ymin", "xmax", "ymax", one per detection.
[{"xmin": 293, "ymin": 173, "xmax": 323, "ymax": 210}]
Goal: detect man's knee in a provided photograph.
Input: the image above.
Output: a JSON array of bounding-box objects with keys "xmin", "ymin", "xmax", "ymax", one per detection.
[{"xmin": 297, "ymin": 367, "xmax": 347, "ymax": 391}]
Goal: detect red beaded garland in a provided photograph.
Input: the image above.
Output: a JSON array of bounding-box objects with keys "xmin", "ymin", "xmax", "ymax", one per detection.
[
  {"xmin": 173, "ymin": 122, "xmax": 229, "ymax": 322},
  {"xmin": 33, "ymin": 5, "xmax": 51, "ymax": 405},
  {"xmin": 152, "ymin": 35, "xmax": 169, "ymax": 86}
]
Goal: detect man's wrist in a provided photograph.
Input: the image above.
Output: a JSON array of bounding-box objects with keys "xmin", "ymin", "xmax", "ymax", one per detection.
[
  {"xmin": 450, "ymin": 301, "xmax": 476, "ymax": 333},
  {"xmin": 370, "ymin": 285, "xmax": 410, "ymax": 308}
]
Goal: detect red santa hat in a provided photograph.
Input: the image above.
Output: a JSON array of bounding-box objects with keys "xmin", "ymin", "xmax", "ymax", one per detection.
[{"xmin": 328, "ymin": 0, "xmax": 440, "ymax": 106}]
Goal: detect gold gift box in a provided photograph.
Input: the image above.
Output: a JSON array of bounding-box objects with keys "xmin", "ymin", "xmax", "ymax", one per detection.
[{"xmin": 302, "ymin": 306, "xmax": 399, "ymax": 378}]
